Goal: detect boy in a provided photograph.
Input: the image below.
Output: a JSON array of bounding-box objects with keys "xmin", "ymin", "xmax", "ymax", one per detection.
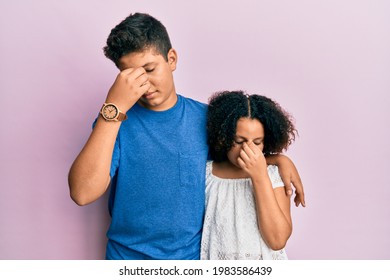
[{"xmin": 68, "ymin": 13, "xmax": 305, "ymax": 260}]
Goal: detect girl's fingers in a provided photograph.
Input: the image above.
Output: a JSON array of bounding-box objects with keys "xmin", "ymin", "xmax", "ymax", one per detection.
[
  {"xmin": 237, "ymin": 157, "xmax": 246, "ymax": 169},
  {"xmin": 246, "ymin": 142, "xmax": 261, "ymax": 157},
  {"xmin": 242, "ymin": 143, "xmax": 254, "ymax": 156},
  {"xmin": 239, "ymin": 148, "xmax": 251, "ymax": 163}
]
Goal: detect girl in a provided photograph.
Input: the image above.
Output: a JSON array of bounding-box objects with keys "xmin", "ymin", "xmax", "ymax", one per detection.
[{"xmin": 201, "ymin": 90, "xmax": 297, "ymax": 260}]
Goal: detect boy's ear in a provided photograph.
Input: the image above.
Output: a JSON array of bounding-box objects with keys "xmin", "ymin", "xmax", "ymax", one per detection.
[{"xmin": 167, "ymin": 48, "xmax": 177, "ymax": 71}]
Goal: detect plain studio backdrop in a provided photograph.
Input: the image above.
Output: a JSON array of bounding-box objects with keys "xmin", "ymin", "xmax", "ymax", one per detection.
[{"xmin": 1, "ymin": 0, "xmax": 389, "ymax": 259}]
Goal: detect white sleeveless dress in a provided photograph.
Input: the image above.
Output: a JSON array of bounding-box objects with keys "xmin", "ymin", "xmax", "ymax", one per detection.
[{"xmin": 201, "ymin": 161, "xmax": 288, "ymax": 260}]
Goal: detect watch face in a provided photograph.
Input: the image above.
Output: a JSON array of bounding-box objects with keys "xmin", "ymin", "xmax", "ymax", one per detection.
[{"xmin": 102, "ymin": 104, "xmax": 118, "ymax": 120}]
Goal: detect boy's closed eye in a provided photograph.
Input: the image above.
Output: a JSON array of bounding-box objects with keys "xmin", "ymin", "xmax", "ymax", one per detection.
[{"xmin": 142, "ymin": 61, "xmax": 157, "ymax": 73}]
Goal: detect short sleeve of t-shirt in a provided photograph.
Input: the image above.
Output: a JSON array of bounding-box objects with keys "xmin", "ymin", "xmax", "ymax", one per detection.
[
  {"xmin": 110, "ymin": 139, "xmax": 120, "ymax": 179},
  {"xmin": 267, "ymin": 165, "xmax": 284, "ymax": 189}
]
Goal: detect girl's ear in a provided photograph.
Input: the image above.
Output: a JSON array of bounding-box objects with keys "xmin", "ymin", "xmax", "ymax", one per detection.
[
  {"xmin": 215, "ymin": 138, "xmax": 225, "ymax": 151},
  {"xmin": 167, "ymin": 48, "xmax": 177, "ymax": 71}
]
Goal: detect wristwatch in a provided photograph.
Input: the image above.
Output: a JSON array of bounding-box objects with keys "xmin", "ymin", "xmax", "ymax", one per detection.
[{"xmin": 100, "ymin": 103, "xmax": 127, "ymax": 121}]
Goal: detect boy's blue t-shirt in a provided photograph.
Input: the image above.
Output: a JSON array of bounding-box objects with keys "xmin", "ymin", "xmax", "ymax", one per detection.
[{"xmin": 105, "ymin": 94, "xmax": 208, "ymax": 259}]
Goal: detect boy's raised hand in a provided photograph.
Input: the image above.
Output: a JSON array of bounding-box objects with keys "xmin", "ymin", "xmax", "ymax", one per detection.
[{"xmin": 105, "ymin": 67, "xmax": 151, "ymax": 112}]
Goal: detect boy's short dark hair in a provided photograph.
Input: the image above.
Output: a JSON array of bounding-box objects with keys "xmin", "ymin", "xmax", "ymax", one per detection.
[
  {"xmin": 103, "ymin": 13, "xmax": 172, "ymax": 67},
  {"xmin": 207, "ymin": 90, "xmax": 297, "ymax": 162}
]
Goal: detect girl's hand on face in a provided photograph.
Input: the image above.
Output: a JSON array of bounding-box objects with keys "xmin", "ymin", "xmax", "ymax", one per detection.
[{"xmin": 237, "ymin": 142, "xmax": 267, "ymax": 179}]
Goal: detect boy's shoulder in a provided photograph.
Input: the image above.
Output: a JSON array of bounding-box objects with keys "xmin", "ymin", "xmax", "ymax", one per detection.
[{"xmin": 180, "ymin": 94, "xmax": 207, "ymax": 110}]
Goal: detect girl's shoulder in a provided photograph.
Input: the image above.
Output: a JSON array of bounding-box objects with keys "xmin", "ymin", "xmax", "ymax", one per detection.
[
  {"xmin": 267, "ymin": 165, "xmax": 284, "ymax": 188},
  {"xmin": 206, "ymin": 160, "xmax": 213, "ymax": 176}
]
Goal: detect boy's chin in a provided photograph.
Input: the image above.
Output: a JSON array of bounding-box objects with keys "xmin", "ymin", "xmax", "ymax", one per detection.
[{"xmin": 138, "ymin": 98, "xmax": 160, "ymax": 109}]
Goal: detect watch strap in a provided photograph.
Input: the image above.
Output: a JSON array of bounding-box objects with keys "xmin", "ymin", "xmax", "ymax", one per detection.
[{"xmin": 116, "ymin": 111, "xmax": 127, "ymax": 121}]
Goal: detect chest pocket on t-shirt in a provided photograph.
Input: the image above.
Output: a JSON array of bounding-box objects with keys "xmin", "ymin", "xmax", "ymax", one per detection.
[{"xmin": 179, "ymin": 151, "xmax": 205, "ymax": 187}]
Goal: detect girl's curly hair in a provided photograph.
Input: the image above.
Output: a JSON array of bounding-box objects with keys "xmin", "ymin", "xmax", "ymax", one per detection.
[{"xmin": 207, "ymin": 90, "xmax": 297, "ymax": 162}]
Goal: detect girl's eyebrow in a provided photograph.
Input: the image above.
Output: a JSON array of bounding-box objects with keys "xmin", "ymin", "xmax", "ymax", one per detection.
[{"xmin": 235, "ymin": 135, "xmax": 263, "ymax": 140}]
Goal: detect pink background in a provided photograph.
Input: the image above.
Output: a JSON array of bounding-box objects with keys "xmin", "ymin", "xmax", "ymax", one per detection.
[{"xmin": 1, "ymin": 0, "xmax": 389, "ymax": 259}]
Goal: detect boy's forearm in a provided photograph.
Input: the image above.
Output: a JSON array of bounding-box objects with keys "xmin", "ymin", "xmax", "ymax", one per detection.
[
  {"xmin": 265, "ymin": 154, "xmax": 287, "ymax": 166},
  {"xmin": 68, "ymin": 116, "xmax": 121, "ymax": 205}
]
